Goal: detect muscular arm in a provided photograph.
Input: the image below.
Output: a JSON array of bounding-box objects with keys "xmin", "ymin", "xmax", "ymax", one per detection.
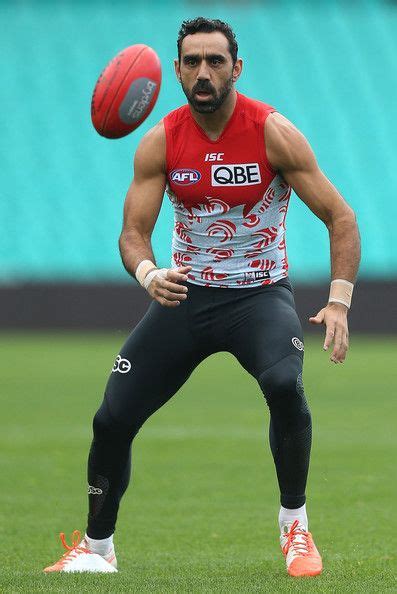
[
  {"xmin": 265, "ymin": 112, "xmax": 361, "ymax": 362},
  {"xmin": 119, "ymin": 121, "xmax": 191, "ymax": 306},
  {"xmin": 119, "ymin": 121, "xmax": 166, "ymax": 277}
]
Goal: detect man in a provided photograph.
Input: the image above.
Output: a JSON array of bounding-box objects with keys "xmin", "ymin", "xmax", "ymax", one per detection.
[{"xmin": 45, "ymin": 17, "xmax": 360, "ymax": 577}]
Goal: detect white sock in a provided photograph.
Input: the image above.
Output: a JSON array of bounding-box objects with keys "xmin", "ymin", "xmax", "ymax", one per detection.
[
  {"xmin": 84, "ymin": 533, "xmax": 114, "ymax": 556},
  {"xmin": 278, "ymin": 504, "xmax": 308, "ymax": 532}
]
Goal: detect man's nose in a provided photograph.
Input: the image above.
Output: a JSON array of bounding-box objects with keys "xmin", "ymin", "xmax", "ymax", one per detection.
[{"xmin": 197, "ymin": 60, "xmax": 210, "ymax": 80}]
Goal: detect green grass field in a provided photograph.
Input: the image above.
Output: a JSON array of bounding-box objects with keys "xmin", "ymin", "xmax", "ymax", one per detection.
[{"xmin": 1, "ymin": 333, "xmax": 396, "ymax": 593}]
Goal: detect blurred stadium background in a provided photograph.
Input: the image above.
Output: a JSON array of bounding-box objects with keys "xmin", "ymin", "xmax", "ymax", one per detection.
[
  {"xmin": 1, "ymin": 1, "xmax": 396, "ymax": 592},
  {"xmin": 1, "ymin": 0, "xmax": 397, "ymax": 330}
]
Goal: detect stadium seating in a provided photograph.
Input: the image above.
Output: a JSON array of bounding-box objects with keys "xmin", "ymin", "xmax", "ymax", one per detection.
[{"xmin": 1, "ymin": 0, "xmax": 396, "ymax": 282}]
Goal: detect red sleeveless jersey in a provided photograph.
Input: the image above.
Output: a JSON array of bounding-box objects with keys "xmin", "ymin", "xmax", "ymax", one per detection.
[{"xmin": 163, "ymin": 92, "xmax": 291, "ymax": 288}]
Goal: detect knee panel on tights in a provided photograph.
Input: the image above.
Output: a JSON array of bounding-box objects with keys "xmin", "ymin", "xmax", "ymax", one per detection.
[
  {"xmin": 258, "ymin": 354, "xmax": 302, "ymax": 399},
  {"xmin": 93, "ymin": 396, "xmax": 141, "ymax": 443},
  {"xmin": 258, "ymin": 354, "xmax": 311, "ymax": 430}
]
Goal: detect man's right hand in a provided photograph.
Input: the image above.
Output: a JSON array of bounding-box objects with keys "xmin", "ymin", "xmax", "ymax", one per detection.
[{"xmin": 146, "ymin": 266, "xmax": 192, "ymax": 307}]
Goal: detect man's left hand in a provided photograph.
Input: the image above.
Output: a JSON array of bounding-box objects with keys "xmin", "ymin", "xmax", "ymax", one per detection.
[{"xmin": 309, "ymin": 303, "xmax": 349, "ymax": 363}]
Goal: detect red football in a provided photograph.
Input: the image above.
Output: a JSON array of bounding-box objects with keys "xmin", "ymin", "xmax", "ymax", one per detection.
[{"xmin": 91, "ymin": 44, "xmax": 161, "ymax": 139}]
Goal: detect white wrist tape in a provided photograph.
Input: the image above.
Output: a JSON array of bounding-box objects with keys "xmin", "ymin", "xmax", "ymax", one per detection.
[
  {"xmin": 143, "ymin": 268, "xmax": 168, "ymax": 290},
  {"xmin": 135, "ymin": 260, "xmax": 157, "ymax": 286},
  {"xmin": 328, "ymin": 279, "xmax": 354, "ymax": 309}
]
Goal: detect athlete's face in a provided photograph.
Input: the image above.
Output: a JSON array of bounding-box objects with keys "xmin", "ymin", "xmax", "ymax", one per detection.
[{"xmin": 175, "ymin": 32, "xmax": 242, "ymax": 113}]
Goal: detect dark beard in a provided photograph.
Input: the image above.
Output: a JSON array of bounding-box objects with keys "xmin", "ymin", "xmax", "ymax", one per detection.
[{"xmin": 181, "ymin": 76, "xmax": 234, "ymax": 113}]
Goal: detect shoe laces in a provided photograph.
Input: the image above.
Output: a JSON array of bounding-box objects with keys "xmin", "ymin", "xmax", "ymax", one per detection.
[
  {"xmin": 58, "ymin": 530, "xmax": 91, "ymax": 565},
  {"xmin": 282, "ymin": 519, "xmax": 312, "ymax": 557}
]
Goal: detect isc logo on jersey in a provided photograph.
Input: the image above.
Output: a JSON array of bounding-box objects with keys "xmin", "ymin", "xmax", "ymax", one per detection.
[
  {"xmin": 211, "ymin": 163, "xmax": 261, "ymax": 186},
  {"xmin": 170, "ymin": 168, "xmax": 201, "ymax": 185}
]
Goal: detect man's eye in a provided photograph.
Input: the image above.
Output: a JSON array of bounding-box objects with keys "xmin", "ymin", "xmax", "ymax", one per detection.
[
  {"xmin": 186, "ymin": 59, "xmax": 197, "ymax": 66},
  {"xmin": 211, "ymin": 58, "xmax": 222, "ymax": 65}
]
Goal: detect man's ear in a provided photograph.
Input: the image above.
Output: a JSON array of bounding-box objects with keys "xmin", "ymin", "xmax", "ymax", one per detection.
[
  {"xmin": 232, "ymin": 58, "xmax": 243, "ymax": 82},
  {"xmin": 174, "ymin": 59, "xmax": 181, "ymax": 82}
]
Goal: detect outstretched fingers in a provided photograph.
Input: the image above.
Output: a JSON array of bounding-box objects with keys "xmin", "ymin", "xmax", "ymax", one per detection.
[
  {"xmin": 323, "ymin": 323, "xmax": 335, "ymax": 353},
  {"xmin": 310, "ymin": 305, "xmax": 349, "ymax": 363},
  {"xmin": 330, "ymin": 325, "xmax": 348, "ymax": 363}
]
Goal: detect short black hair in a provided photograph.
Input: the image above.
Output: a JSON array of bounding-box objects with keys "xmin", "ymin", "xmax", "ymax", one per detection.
[{"xmin": 177, "ymin": 17, "xmax": 238, "ymax": 64}]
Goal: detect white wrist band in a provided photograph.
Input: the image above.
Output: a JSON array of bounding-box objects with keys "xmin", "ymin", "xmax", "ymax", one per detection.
[
  {"xmin": 135, "ymin": 260, "xmax": 157, "ymax": 286},
  {"xmin": 143, "ymin": 268, "xmax": 168, "ymax": 290},
  {"xmin": 328, "ymin": 279, "xmax": 354, "ymax": 309}
]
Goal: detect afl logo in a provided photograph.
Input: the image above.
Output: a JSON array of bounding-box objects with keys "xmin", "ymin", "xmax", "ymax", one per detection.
[{"xmin": 170, "ymin": 168, "xmax": 201, "ymax": 185}]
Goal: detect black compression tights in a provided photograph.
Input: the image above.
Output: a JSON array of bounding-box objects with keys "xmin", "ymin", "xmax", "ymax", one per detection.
[{"xmin": 86, "ymin": 279, "xmax": 312, "ymax": 538}]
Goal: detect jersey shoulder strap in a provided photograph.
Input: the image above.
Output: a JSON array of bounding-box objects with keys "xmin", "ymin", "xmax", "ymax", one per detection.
[
  {"xmin": 163, "ymin": 104, "xmax": 190, "ymax": 133},
  {"xmin": 163, "ymin": 105, "xmax": 191, "ymax": 171},
  {"xmin": 238, "ymin": 92, "xmax": 276, "ymax": 125}
]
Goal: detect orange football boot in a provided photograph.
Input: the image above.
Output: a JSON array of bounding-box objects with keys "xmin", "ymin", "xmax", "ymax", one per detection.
[
  {"xmin": 280, "ymin": 519, "xmax": 322, "ymax": 577},
  {"xmin": 44, "ymin": 530, "xmax": 117, "ymax": 573}
]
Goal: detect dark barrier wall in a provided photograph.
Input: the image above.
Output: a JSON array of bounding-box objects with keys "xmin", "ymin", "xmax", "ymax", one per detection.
[{"xmin": 1, "ymin": 282, "xmax": 396, "ymax": 334}]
